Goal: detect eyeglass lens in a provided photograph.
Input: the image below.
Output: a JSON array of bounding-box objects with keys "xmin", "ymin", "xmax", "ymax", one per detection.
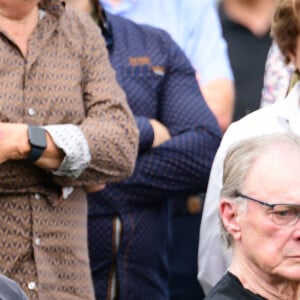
[{"xmin": 271, "ymin": 205, "xmax": 300, "ymax": 226}]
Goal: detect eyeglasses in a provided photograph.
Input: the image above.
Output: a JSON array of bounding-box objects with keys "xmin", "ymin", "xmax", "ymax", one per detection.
[{"xmin": 236, "ymin": 192, "xmax": 300, "ymax": 226}]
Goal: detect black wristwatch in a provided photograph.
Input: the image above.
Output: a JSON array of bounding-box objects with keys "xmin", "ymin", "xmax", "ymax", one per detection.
[{"xmin": 27, "ymin": 125, "xmax": 47, "ymax": 162}]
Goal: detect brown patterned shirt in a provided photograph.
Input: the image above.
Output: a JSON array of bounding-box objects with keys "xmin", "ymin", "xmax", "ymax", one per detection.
[{"xmin": 0, "ymin": 0, "xmax": 138, "ymax": 299}]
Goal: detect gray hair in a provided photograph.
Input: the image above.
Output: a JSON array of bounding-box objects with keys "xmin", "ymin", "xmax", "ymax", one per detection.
[{"xmin": 219, "ymin": 132, "xmax": 300, "ymax": 247}]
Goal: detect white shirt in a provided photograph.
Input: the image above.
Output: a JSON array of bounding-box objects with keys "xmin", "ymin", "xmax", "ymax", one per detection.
[{"xmin": 198, "ymin": 81, "xmax": 300, "ymax": 294}]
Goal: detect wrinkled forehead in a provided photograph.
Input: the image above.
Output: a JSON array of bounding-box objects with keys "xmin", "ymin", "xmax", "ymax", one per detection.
[{"xmin": 244, "ymin": 147, "xmax": 300, "ymax": 204}]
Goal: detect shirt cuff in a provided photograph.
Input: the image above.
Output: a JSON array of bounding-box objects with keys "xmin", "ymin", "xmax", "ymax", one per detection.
[
  {"xmin": 44, "ymin": 124, "xmax": 91, "ymax": 178},
  {"xmin": 135, "ymin": 116, "xmax": 154, "ymax": 154}
]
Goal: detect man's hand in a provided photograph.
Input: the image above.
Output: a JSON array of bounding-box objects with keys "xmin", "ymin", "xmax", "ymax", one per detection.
[
  {"xmin": 149, "ymin": 119, "xmax": 171, "ymax": 147},
  {"xmin": 0, "ymin": 122, "xmax": 30, "ymax": 163},
  {"xmin": 0, "ymin": 122, "xmax": 65, "ymax": 170}
]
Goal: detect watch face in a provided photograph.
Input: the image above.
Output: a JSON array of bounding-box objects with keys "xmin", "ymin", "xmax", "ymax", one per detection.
[{"xmin": 28, "ymin": 126, "xmax": 47, "ymax": 148}]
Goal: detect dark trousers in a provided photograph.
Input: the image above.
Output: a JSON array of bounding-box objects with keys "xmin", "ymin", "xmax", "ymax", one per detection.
[{"xmin": 169, "ymin": 197, "xmax": 205, "ymax": 300}]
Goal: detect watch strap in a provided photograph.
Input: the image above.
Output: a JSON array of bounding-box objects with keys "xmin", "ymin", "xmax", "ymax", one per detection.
[
  {"xmin": 27, "ymin": 125, "xmax": 47, "ymax": 163},
  {"xmin": 27, "ymin": 145, "xmax": 45, "ymax": 162}
]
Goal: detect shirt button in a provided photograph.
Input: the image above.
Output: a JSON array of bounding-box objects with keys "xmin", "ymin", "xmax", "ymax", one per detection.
[
  {"xmin": 28, "ymin": 108, "xmax": 36, "ymax": 116},
  {"xmin": 28, "ymin": 282, "xmax": 36, "ymax": 290},
  {"xmin": 35, "ymin": 238, "xmax": 41, "ymax": 246},
  {"xmin": 34, "ymin": 193, "xmax": 40, "ymax": 200}
]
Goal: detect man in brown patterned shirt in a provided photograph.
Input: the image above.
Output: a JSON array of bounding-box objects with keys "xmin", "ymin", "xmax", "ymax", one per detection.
[{"xmin": 0, "ymin": 0, "xmax": 138, "ymax": 299}]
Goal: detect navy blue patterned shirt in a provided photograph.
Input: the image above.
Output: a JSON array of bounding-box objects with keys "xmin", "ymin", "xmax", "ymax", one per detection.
[{"xmin": 88, "ymin": 12, "xmax": 221, "ymax": 300}]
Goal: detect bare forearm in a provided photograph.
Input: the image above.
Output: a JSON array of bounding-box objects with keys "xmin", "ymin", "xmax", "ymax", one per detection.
[
  {"xmin": 149, "ymin": 119, "xmax": 171, "ymax": 147},
  {"xmin": 0, "ymin": 122, "xmax": 64, "ymax": 169},
  {"xmin": 34, "ymin": 131, "xmax": 65, "ymax": 170},
  {"xmin": 200, "ymin": 78, "xmax": 235, "ymax": 133}
]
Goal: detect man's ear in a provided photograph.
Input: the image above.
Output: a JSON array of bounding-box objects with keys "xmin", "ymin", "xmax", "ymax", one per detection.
[{"xmin": 219, "ymin": 198, "xmax": 242, "ymax": 241}]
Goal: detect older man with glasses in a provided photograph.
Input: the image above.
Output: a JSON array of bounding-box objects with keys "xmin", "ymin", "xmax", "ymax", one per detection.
[
  {"xmin": 205, "ymin": 133, "xmax": 300, "ymax": 300},
  {"xmin": 198, "ymin": 0, "xmax": 300, "ymax": 294}
]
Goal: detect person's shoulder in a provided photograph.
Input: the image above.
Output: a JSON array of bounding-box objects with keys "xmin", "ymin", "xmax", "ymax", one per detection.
[
  {"xmin": 61, "ymin": 8, "xmax": 101, "ymax": 37},
  {"xmin": 220, "ymin": 103, "xmax": 281, "ymax": 153},
  {"xmin": 62, "ymin": 8, "xmax": 91, "ymax": 24},
  {"xmin": 205, "ymin": 272, "xmax": 265, "ymax": 300},
  {"xmin": 108, "ymin": 13, "xmax": 172, "ymax": 38},
  {"xmin": 205, "ymin": 273, "xmax": 239, "ymax": 300},
  {"xmin": 227, "ymin": 104, "xmax": 280, "ymax": 136},
  {"xmin": 58, "ymin": 8, "xmax": 105, "ymax": 53},
  {"xmin": 108, "ymin": 13, "xmax": 176, "ymax": 47}
]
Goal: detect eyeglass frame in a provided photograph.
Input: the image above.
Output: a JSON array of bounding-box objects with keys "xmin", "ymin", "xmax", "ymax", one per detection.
[{"xmin": 235, "ymin": 192, "xmax": 300, "ymax": 226}]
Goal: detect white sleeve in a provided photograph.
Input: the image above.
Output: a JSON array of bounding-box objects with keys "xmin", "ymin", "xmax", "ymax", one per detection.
[
  {"xmin": 197, "ymin": 131, "xmax": 234, "ymax": 294},
  {"xmin": 44, "ymin": 124, "xmax": 91, "ymax": 178}
]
